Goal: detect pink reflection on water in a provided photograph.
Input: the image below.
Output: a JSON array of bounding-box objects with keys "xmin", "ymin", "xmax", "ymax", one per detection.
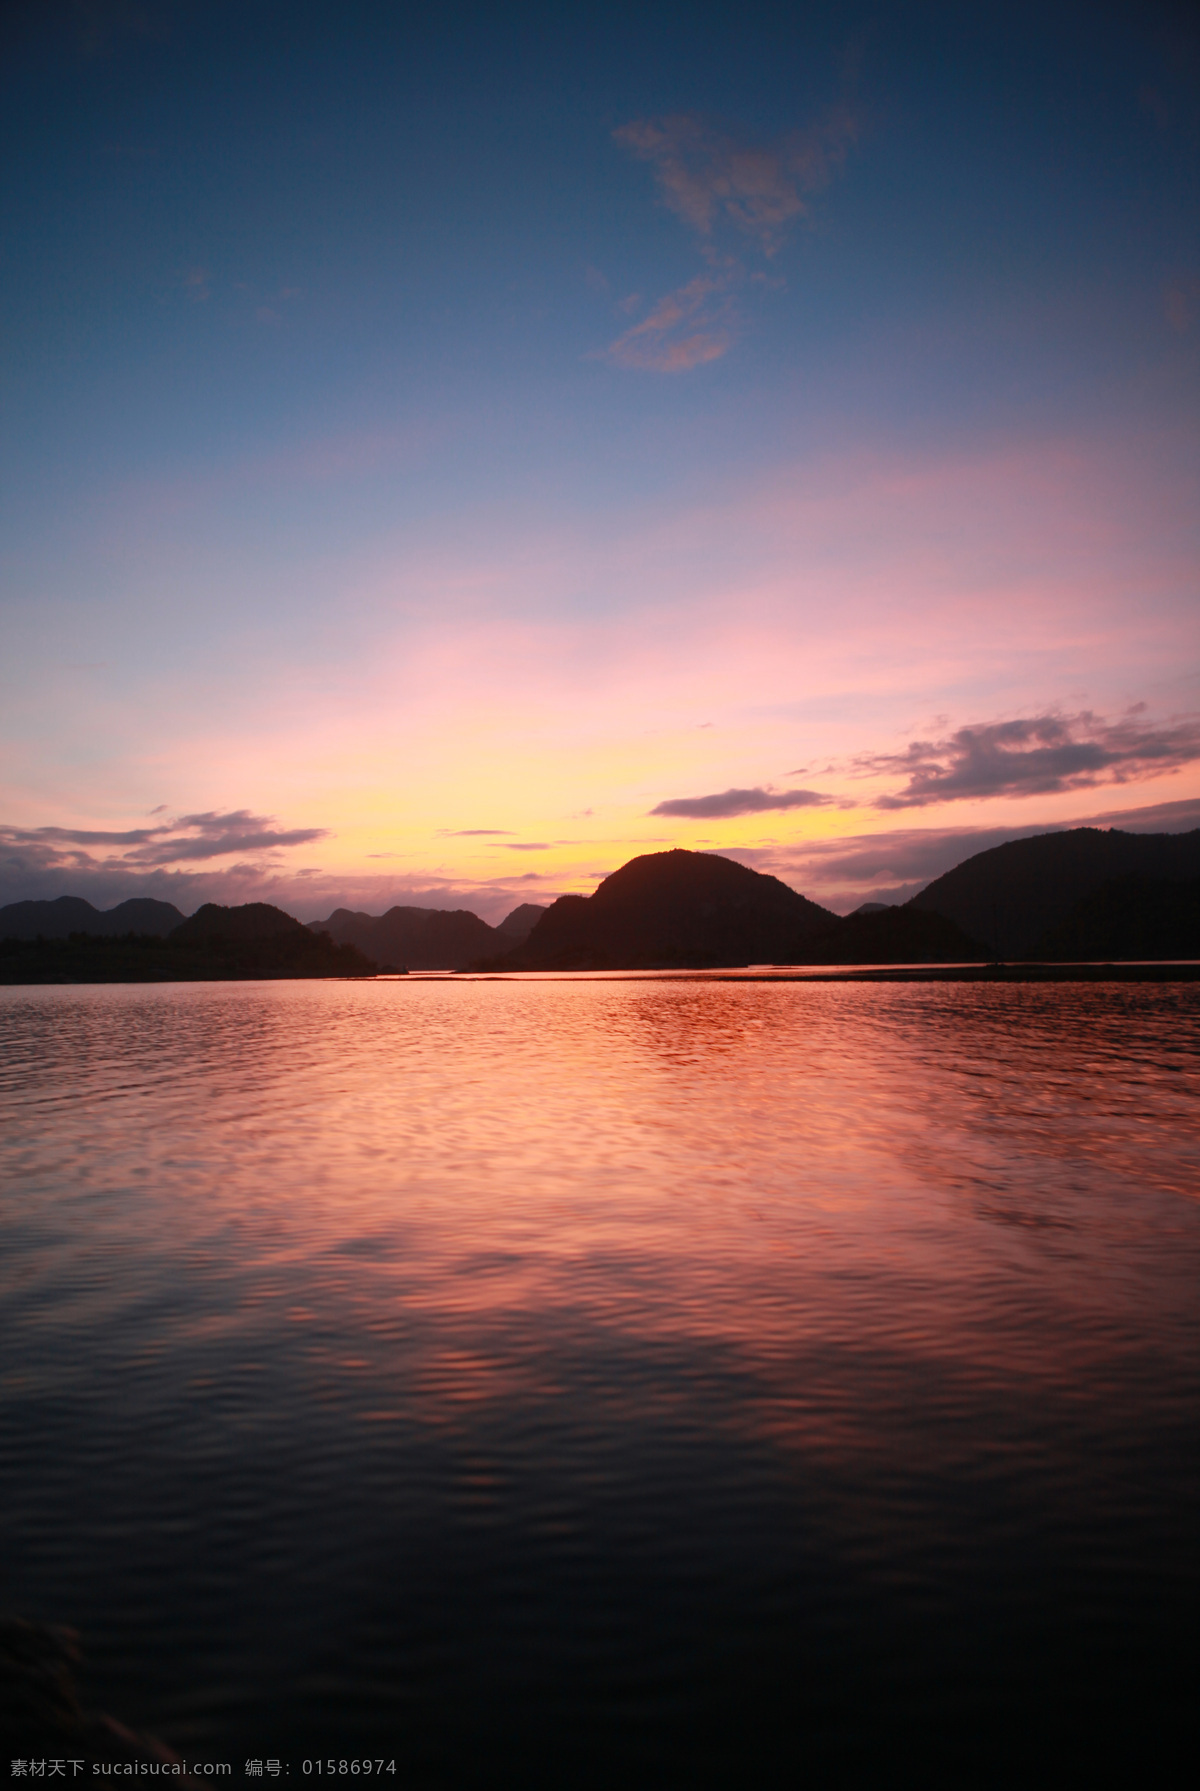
[{"xmin": 2, "ymin": 978, "xmax": 1197, "ymax": 1446}]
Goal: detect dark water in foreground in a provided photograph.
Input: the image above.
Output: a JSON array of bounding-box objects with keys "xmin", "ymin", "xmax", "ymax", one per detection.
[{"xmin": 2, "ymin": 977, "xmax": 1198, "ymax": 1783}]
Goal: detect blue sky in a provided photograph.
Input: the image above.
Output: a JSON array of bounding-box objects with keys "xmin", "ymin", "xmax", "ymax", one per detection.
[{"xmin": 2, "ymin": 0, "xmax": 1197, "ymax": 917}]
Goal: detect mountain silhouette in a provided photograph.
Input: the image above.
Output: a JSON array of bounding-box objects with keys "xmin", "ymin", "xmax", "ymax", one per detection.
[
  {"xmin": 1031, "ymin": 875, "xmax": 1200, "ymax": 961},
  {"xmin": 803, "ymin": 905, "xmax": 988, "ymax": 964},
  {"xmin": 171, "ymin": 902, "xmax": 307, "ymax": 943},
  {"xmin": 490, "ymin": 851, "xmax": 986, "ymax": 969},
  {"xmin": 1, "ymin": 902, "xmax": 374, "ymax": 982},
  {"xmin": 0, "ymin": 896, "xmax": 184, "ymax": 940},
  {"xmin": 495, "ymin": 903, "xmax": 548, "ymax": 942},
  {"xmin": 492, "ymin": 849, "xmax": 837, "ymax": 969},
  {"xmin": 311, "ymin": 905, "xmax": 502, "ymax": 970},
  {"xmin": 908, "ymin": 828, "xmax": 1200, "ymax": 956},
  {"xmin": 8, "ymin": 825, "xmax": 1198, "ymax": 983}
]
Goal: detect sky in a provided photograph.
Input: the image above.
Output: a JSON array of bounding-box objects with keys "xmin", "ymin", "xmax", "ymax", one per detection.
[{"xmin": 2, "ymin": 0, "xmax": 1197, "ymax": 920}]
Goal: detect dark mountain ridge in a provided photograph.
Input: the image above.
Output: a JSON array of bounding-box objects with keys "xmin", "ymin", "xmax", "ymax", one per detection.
[
  {"xmin": 311, "ymin": 904, "xmax": 503, "ymax": 970},
  {"xmin": 801, "ymin": 904, "xmax": 988, "ymax": 965},
  {"xmin": 495, "ymin": 831, "xmax": 1199, "ymax": 968},
  {"xmin": 908, "ymin": 827, "xmax": 1200, "ymax": 957},
  {"xmin": 173, "ymin": 902, "xmax": 307, "ymax": 943},
  {"xmin": 494, "ymin": 850, "xmax": 847, "ymax": 969},
  {"xmin": 6, "ymin": 825, "xmax": 1197, "ymax": 981},
  {"xmin": 1, "ymin": 902, "xmax": 374, "ymax": 983},
  {"xmin": 0, "ymin": 895, "xmax": 184, "ymax": 939},
  {"xmin": 1033, "ymin": 874, "xmax": 1200, "ymax": 962}
]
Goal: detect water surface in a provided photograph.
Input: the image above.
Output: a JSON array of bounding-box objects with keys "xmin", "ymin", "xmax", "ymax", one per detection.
[{"xmin": 2, "ymin": 977, "xmax": 1197, "ymax": 1782}]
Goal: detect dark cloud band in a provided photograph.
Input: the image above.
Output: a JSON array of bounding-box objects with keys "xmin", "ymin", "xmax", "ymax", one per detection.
[
  {"xmin": 861, "ymin": 710, "xmax": 1200, "ymax": 808},
  {"xmin": 0, "ymin": 810, "xmax": 329, "ymax": 874},
  {"xmin": 651, "ymin": 786, "xmax": 831, "ymax": 818}
]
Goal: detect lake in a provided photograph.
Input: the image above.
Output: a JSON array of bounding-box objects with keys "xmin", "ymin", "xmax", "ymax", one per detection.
[{"xmin": 2, "ymin": 976, "xmax": 1197, "ymax": 1783}]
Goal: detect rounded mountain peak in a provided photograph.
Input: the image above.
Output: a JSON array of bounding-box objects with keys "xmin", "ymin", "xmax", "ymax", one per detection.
[
  {"xmin": 171, "ymin": 902, "xmax": 305, "ymax": 943},
  {"xmin": 592, "ymin": 849, "xmax": 821, "ymax": 916}
]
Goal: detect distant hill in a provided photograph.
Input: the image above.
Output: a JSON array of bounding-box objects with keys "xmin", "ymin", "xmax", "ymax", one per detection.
[
  {"xmin": 1, "ymin": 902, "xmax": 374, "ymax": 983},
  {"xmin": 492, "ymin": 849, "xmax": 837, "ymax": 969},
  {"xmin": 0, "ymin": 895, "xmax": 184, "ymax": 940},
  {"xmin": 173, "ymin": 901, "xmax": 306, "ymax": 943},
  {"xmin": 495, "ymin": 903, "xmax": 547, "ymax": 942},
  {"xmin": 312, "ymin": 905, "xmax": 502, "ymax": 970},
  {"xmin": 908, "ymin": 828, "xmax": 1200, "ymax": 957},
  {"xmin": 1031, "ymin": 875, "xmax": 1200, "ymax": 962}
]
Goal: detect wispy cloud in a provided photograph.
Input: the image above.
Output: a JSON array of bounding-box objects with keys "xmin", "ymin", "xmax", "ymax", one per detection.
[
  {"xmin": 613, "ymin": 109, "xmax": 858, "ymax": 256},
  {"xmin": 605, "ymin": 106, "xmax": 857, "ymax": 373},
  {"xmin": 438, "ymin": 828, "xmax": 516, "ymax": 836},
  {"xmin": 0, "ymin": 809, "xmax": 328, "ymax": 875},
  {"xmin": 859, "ymin": 709, "xmax": 1200, "ymax": 808},
  {"xmin": 605, "ymin": 273, "xmax": 736, "ymax": 373},
  {"xmin": 650, "ymin": 786, "xmax": 832, "ymax": 818}
]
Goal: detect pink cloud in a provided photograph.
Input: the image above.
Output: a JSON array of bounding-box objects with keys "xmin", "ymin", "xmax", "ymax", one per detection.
[
  {"xmin": 614, "ymin": 109, "xmax": 858, "ymax": 255},
  {"xmin": 606, "ymin": 105, "xmax": 858, "ymax": 373},
  {"xmin": 605, "ymin": 274, "xmax": 735, "ymax": 372}
]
